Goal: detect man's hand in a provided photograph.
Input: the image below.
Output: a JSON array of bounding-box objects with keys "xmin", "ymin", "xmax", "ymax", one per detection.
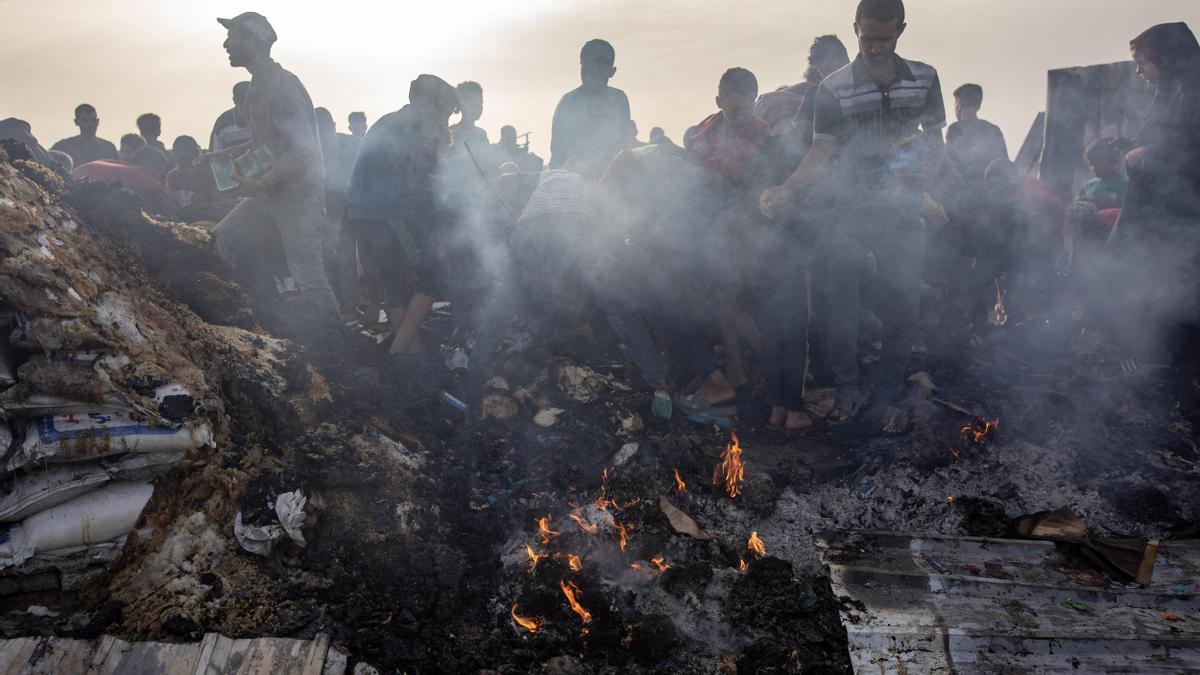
[
  {"xmin": 1125, "ymin": 146, "xmax": 1149, "ymax": 172},
  {"xmin": 759, "ymin": 184, "xmax": 794, "ymax": 219},
  {"xmin": 232, "ymin": 169, "xmax": 264, "ymax": 195}
]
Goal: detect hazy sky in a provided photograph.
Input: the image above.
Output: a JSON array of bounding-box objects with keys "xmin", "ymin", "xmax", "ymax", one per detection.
[{"xmin": 3, "ymin": 1, "xmax": 1198, "ymax": 159}]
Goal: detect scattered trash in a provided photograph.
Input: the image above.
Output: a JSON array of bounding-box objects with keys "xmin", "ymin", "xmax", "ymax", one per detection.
[
  {"xmin": 482, "ymin": 395, "xmax": 519, "ymax": 420},
  {"xmin": 659, "ymin": 496, "xmax": 710, "ymax": 540},
  {"xmin": 234, "ymin": 489, "xmax": 308, "ymax": 556},
  {"xmin": 964, "ymin": 563, "xmax": 981, "ymax": 574},
  {"xmin": 556, "ymin": 364, "xmax": 608, "ymax": 403},
  {"xmin": 686, "ymin": 412, "xmax": 733, "ymax": 428},
  {"xmin": 612, "ymin": 442, "xmax": 639, "ymax": 467},
  {"xmin": 486, "ymin": 376, "xmax": 510, "ymax": 391},
  {"xmin": 1162, "ymin": 613, "xmax": 1184, "ymax": 622},
  {"xmin": 440, "ymin": 391, "xmax": 469, "ymax": 414},
  {"xmin": 25, "ymin": 605, "xmax": 59, "ymax": 617},
  {"xmin": 906, "ymin": 371, "xmax": 937, "ymax": 391},
  {"xmin": 928, "ymin": 559, "xmax": 950, "ymax": 575},
  {"xmin": 533, "ymin": 408, "xmax": 564, "ymax": 427},
  {"xmin": 1014, "ymin": 507, "xmax": 1159, "ymax": 583},
  {"xmin": 857, "ymin": 483, "xmax": 876, "ymax": 499},
  {"xmin": 619, "ymin": 412, "xmax": 643, "ymax": 434},
  {"xmin": 1064, "ymin": 598, "xmax": 1094, "ymax": 614},
  {"xmin": 443, "ymin": 348, "xmax": 469, "ymax": 371}
]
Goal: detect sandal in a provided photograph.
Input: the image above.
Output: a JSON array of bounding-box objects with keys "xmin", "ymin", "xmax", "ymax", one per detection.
[{"xmin": 674, "ymin": 391, "xmax": 737, "ymax": 417}]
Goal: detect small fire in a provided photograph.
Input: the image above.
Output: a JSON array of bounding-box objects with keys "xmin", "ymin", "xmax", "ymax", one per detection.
[
  {"xmin": 738, "ymin": 558, "xmax": 748, "ymax": 572},
  {"xmin": 673, "ymin": 468, "xmax": 687, "ymax": 493},
  {"xmin": 559, "ymin": 580, "xmax": 592, "ymax": 624},
  {"xmin": 961, "ymin": 418, "xmax": 1000, "ymax": 444},
  {"xmin": 537, "ymin": 515, "xmax": 560, "ymax": 546},
  {"xmin": 748, "ymin": 531, "xmax": 766, "ymax": 558},
  {"xmin": 614, "ymin": 520, "xmax": 629, "ymax": 551},
  {"xmin": 568, "ymin": 512, "xmax": 599, "ymax": 535},
  {"xmin": 568, "ymin": 553, "xmax": 583, "ymax": 571},
  {"xmin": 948, "ymin": 445, "xmax": 961, "ymax": 460},
  {"xmin": 511, "ymin": 604, "xmax": 544, "ymax": 633},
  {"xmin": 712, "ymin": 431, "xmax": 745, "ymax": 498},
  {"xmin": 650, "ymin": 555, "xmax": 671, "ymax": 572},
  {"xmin": 525, "ymin": 545, "xmax": 545, "ymax": 572},
  {"xmin": 630, "ymin": 562, "xmax": 642, "ymax": 570}
]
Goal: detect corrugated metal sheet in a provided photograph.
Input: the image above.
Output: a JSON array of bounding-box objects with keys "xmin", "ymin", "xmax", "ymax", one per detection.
[
  {"xmin": 816, "ymin": 531, "xmax": 1200, "ymax": 673},
  {"xmin": 0, "ymin": 632, "xmax": 346, "ymax": 675}
]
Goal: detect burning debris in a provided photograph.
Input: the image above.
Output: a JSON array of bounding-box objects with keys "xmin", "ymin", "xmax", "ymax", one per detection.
[{"xmin": 712, "ymin": 431, "xmax": 745, "ymax": 498}]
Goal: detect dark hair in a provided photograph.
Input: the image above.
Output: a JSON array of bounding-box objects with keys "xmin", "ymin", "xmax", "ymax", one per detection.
[
  {"xmin": 953, "ymin": 84, "xmax": 983, "ymax": 109},
  {"xmin": 232, "ymin": 81, "xmax": 251, "ymax": 102},
  {"xmin": 453, "ymin": 81, "xmax": 482, "ymax": 97},
  {"xmin": 74, "ymin": 103, "xmax": 97, "ymax": 118},
  {"xmin": 119, "ymin": 133, "xmax": 146, "ymax": 150},
  {"xmin": 131, "ymin": 146, "xmax": 170, "ymax": 178},
  {"xmin": 172, "ymin": 135, "xmax": 200, "ymax": 156},
  {"xmin": 1084, "ymin": 136, "xmax": 1122, "ymax": 165},
  {"xmin": 348, "ymin": 111, "xmax": 366, "ymax": 122},
  {"xmin": 314, "ymin": 107, "xmax": 334, "ymax": 126},
  {"xmin": 581, "ymin": 39, "xmax": 616, "ymax": 67},
  {"xmin": 136, "ymin": 113, "xmax": 161, "ymax": 133},
  {"xmin": 855, "ymin": 0, "xmax": 905, "ymax": 25},
  {"xmin": 719, "ymin": 67, "xmax": 759, "ymax": 99},
  {"xmin": 810, "ymin": 35, "xmax": 850, "ymax": 66}
]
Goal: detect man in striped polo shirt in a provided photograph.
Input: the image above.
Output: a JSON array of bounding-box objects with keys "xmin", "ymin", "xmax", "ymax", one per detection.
[{"xmin": 760, "ymin": 0, "xmax": 946, "ymax": 432}]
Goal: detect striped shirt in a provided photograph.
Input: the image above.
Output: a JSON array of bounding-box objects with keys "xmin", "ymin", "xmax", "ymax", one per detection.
[{"xmin": 813, "ymin": 54, "xmax": 946, "ymax": 184}]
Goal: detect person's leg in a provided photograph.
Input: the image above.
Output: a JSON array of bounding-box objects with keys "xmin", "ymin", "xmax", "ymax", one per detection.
[
  {"xmin": 271, "ymin": 189, "xmax": 339, "ymax": 317},
  {"xmin": 782, "ymin": 268, "xmax": 813, "ymax": 429},
  {"xmin": 389, "ymin": 292, "xmax": 434, "ymax": 354},
  {"xmin": 869, "ymin": 226, "xmax": 926, "ymax": 404},
  {"xmin": 213, "ymin": 194, "xmax": 279, "ymax": 291},
  {"xmin": 816, "ymin": 236, "xmax": 869, "ymax": 420},
  {"xmin": 598, "ymin": 297, "xmax": 669, "ymax": 388}
]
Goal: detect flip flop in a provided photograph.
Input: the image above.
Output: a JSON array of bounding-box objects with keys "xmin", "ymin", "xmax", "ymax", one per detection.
[
  {"xmin": 828, "ymin": 387, "xmax": 869, "ymax": 424},
  {"xmin": 674, "ymin": 391, "xmax": 737, "ymax": 417}
]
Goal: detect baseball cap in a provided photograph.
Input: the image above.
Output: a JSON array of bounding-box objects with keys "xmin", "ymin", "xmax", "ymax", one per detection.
[{"xmin": 217, "ymin": 12, "xmax": 277, "ymax": 46}]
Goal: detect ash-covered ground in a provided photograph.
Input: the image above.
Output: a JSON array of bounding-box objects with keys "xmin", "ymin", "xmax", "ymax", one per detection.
[{"xmin": 0, "ymin": 145, "xmax": 1196, "ymax": 674}]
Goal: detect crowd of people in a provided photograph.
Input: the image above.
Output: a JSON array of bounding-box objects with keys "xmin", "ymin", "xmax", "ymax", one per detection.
[{"xmin": 2, "ymin": 0, "xmax": 1197, "ymax": 435}]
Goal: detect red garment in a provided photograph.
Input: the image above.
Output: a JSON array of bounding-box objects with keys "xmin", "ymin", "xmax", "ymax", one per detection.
[
  {"xmin": 684, "ymin": 111, "xmax": 769, "ymax": 183},
  {"xmin": 72, "ymin": 160, "xmax": 178, "ymax": 213}
]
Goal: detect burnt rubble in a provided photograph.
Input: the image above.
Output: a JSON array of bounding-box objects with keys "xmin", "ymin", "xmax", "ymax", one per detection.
[{"xmin": 0, "ymin": 145, "xmax": 1197, "ymax": 673}]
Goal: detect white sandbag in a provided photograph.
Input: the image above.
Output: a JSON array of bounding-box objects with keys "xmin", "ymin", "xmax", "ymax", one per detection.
[
  {"xmin": 0, "ymin": 481, "xmax": 154, "ymax": 568},
  {"xmin": 0, "ymin": 451, "xmax": 182, "ymax": 522},
  {"xmin": 8, "ymin": 411, "xmax": 211, "ymax": 471}
]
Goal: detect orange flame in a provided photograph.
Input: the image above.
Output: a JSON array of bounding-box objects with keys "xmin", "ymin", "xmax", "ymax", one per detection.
[
  {"xmin": 712, "ymin": 431, "xmax": 745, "ymax": 498},
  {"xmin": 568, "ymin": 512, "xmax": 599, "ymax": 535},
  {"xmin": 650, "ymin": 555, "xmax": 671, "ymax": 573},
  {"xmin": 559, "ymin": 580, "xmax": 592, "ymax": 624},
  {"xmin": 568, "ymin": 553, "xmax": 583, "ymax": 571},
  {"xmin": 537, "ymin": 515, "xmax": 560, "ymax": 546},
  {"xmin": 614, "ymin": 520, "xmax": 629, "ymax": 552},
  {"xmin": 738, "ymin": 558, "xmax": 748, "ymax": 572},
  {"xmin": 511, "ymin": 604, "xmax": 544, "ymax": 633},
  {"xmin": 525, "ymin": 545, "xmax": 545, "ymax": 572},
  {"xmin": 748, "ymin": 531, "xmax": 766, "ymax": 558},
  {"xmin": 630, "ymin": 562, "xmax": 642, "ymax": 569},
  {"xmin": 673, "ymin": 468, "xmax": 687, "ymax": 493},
  {"xmin": 961, "ymin": 418, "xmax": 1000, "ymax": 444}
]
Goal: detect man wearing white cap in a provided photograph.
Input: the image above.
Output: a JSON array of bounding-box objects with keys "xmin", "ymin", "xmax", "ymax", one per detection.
[{"xmin": 210, "ymin": 11, "xmax": 338, "ymax": 317}]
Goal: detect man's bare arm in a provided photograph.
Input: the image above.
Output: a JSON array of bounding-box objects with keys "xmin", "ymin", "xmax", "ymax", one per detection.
[{"xmin": 759, "ymin": 136, "xmax": 835, "ymax": 219}]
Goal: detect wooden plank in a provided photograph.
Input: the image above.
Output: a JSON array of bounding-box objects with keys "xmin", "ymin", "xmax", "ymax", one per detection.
[
  {"xmin": 818, "ymin": 531, "xmax": 1200, "ymax": 674},
  {"xmin": 92, "ymin": 636, "xmax": 133, "ymax": 674},
  {"xmin": 24, "ymin": 637, "xmax": 95, "ymax": 674},
  {"xmin": 0, "ymin": 637, "xmax": 39, "ymax": 675},
  {"xmin": 302, "ymin": 633, "xmax": 330, "ymax": 675},
  {"xmin": 109, "ymin": 641, "xmax": 202, "ymax": 675}
]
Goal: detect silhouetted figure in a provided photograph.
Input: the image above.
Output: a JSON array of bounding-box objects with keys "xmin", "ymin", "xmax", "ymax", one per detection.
[
  {"xmin": 761, "ymin": 0, "xmax": 947, "ymax": 432},
  {"xmin": 209, "ymin": 82, "xmax": 252, "ymax": 151},
  {"xmin": 345, "ymin": 75, "xmax": 459, "ymax": 353},
  {"xmin": 549, "ymin": 39, "xmax": 631, "ymax": 172},
  {"xmin": 118, "ymin": 133, "xmax": 146, "ymax": 162},
  {"xmin": 52, "ymin": 104, "xmax": 118, "ymax": 167},
  {"xmin": 315, "ymin": 106, "xmax": 363, "ymax": 314},
  {"xmin": 493, "ymin": 125, "xmax": 543, "ymax": 172},
  {"xmin": 946, "ymin": 84, "xmax": 1008, "ymax": 184},
  {"xmin": 755, "ymin": 35, "xmax": 850, "ymax": 136},
  {"xmin": 137, "ymin": 113, "xmax": 172, "ymax": 159},
  {"xmin": 209, "ymin": 11, "xmax": 338, "ymax": 317},
  {"xmin": 348, "ymin": 111, "xmax": 367, "ymax": 138}
]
